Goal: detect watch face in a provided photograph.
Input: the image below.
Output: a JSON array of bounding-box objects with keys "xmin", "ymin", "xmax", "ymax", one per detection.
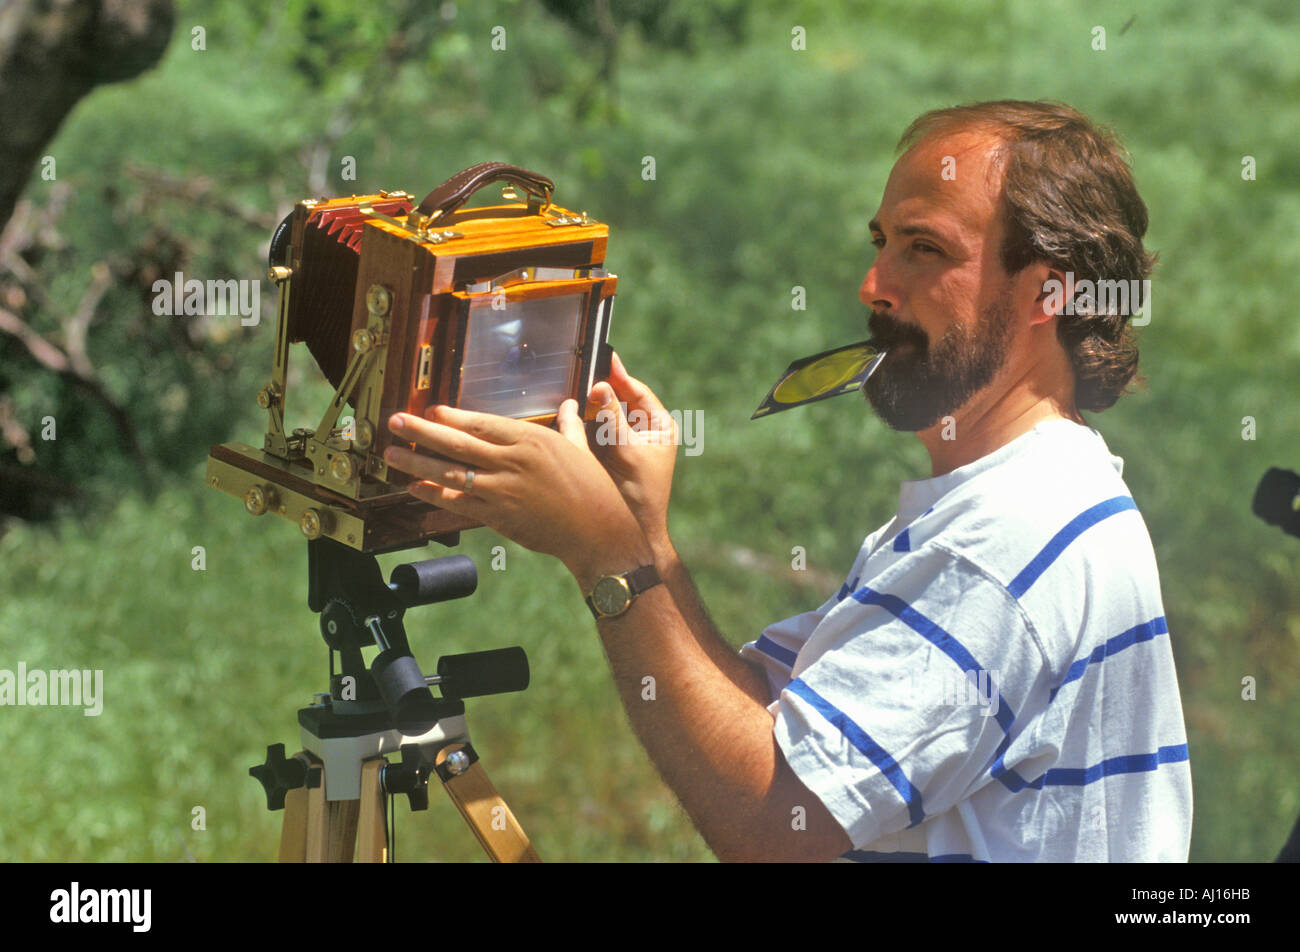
[{"xmin": 592, "ymin": 576, "xmax": 631, "ymax": 616}]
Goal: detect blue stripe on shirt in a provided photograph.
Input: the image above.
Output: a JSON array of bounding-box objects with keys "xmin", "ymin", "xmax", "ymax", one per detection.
[
  {"xmin": 848, "ymin": 586, "xmax": 1017, "ymax": 735},
  {"xmin": 994, "ymin": 743, "xmax": 1188, "ymax": 792},
  {"xmin": 836, "ymin": 575, "xmax": 859, "ymax": 602},
  {"xmin": 754, "ymin": 633, "xmax": 798, "ymax": 668},
  {"xmin": 989, "ymin": 734, "xmax": 1033, "ymax": 791},
  {"xmin": 842, "ymin": 849, "xmax": 929, "ymax": 862},
  {"xmin": 1050, "ymin": 616, "xmax": 1170, "ymax": 702},
  {"xmin": 787, "ymin": 677, "xmax": 926, "ymax": 828},
  {"xmin": 842, "ymin": 850, "xmax": 985, "ymax": 863},
  {"xmin": 1041, "ymin": 743, "xmax": 1189, "ymax": 787},
  {"xmin": 1006, "ymin": 496, "xmax": 1138, "ymax": 598}
]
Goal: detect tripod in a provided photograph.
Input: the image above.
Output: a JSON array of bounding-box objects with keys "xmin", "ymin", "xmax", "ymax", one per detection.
[{"xmin": 250, "ymin": 538, "xmax": 540, "ymax": 862}]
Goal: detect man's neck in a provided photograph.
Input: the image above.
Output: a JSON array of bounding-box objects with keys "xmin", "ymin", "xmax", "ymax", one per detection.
[{"xmin": 915, "ymin": 361, "xmax": 1084, "ymax": 478}]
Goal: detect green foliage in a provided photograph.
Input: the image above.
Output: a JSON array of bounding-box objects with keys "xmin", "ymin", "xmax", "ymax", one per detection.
[{"xmin": 0, "ymin": 0, "xmax": 1296, "ymax": 861}]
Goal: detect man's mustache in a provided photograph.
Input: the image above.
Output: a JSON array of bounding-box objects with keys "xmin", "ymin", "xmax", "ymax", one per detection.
[{"xmin": 867, "ymin": 312, "xmax": 927, "ymax": 349}]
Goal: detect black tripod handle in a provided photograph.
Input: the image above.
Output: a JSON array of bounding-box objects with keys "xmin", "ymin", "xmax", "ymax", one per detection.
[
  {"xmin": 1254, "ymin": 467, "xmax": 1300, "ymax": 539},
  {"xmin": 435, "ymin": 647, "xmax": 530, "ymax": 699},
  {"xmin": 389, "ymin": 555, "xmax": 478, "ymax": 606}
]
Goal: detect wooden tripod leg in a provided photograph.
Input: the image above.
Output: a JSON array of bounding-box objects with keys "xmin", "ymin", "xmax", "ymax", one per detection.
[
  {"xmin": 356, "ymin": 758, "xmax": 388, "ymax": 863},
  {"xmin": 435, "ymin": 744, "xmax": 541, "ymax": 863},
  {"xmin": 279, "ymin": 752, "xmax": 321, "ymax": 862},
  {"xmin": 280, "ymin": 785, "xmax": 309, "ymax": 862},
  {"xmin": 279, "ymin": 751, "xmax": 360, "ymax": 863}
]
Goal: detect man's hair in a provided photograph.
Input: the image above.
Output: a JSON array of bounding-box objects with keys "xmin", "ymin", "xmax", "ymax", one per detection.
[{"xmin": 897, "ymin": 100, "xmax": 1155, "ymax": 412}]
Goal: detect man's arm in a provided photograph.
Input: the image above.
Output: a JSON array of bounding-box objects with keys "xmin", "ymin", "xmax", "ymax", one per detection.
[
  {"xmin": 583, "ymin": 355, "xmax": 772, "ymax": 707},
  {"xmin": 383, "ymin": 404, "xmax": 852, "ymax": 862},
  {"xmin": 645, "ymin": 537, "xmax": 774, "ymax": 708},
  {"xmin": 569, "ymin": 548, "xmax": 852, "ymax": 863}
]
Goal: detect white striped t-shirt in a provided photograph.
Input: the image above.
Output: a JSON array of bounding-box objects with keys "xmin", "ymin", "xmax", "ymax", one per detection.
[{"xmin": 740, "ymin": 418, "xmax": 1192, "ymax": 862}]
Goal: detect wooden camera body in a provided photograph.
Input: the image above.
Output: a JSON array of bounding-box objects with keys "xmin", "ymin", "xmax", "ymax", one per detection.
[{"xmin": 206, "ymin": 163, "xmax": 616, "ymax": 553}]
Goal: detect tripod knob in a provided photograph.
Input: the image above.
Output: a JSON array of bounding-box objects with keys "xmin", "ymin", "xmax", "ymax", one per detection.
[
  {"xmin": 250, "ymin": 743, "xmax": 315, "ymax": 811},
  {"xmin": 382, "ymin": 744, "xmax": 432, "ymax": 812}
]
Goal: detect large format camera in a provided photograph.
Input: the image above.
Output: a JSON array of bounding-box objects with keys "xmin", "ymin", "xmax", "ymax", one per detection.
[{"xmin": 206, "ymin": 162, "xmax": 616, "ymax": 553}]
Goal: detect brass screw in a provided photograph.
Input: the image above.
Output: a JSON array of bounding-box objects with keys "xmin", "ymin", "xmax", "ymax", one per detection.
[
  {"xmin": 352, "ymin": 328, "xmax": 374, "ymax": 353},
  {"xmin": 330, "ymin": 454, "xmax": 354, "ymax": 482},
  {"xmin": 244, "ymin": 485, "xmax": 268, "ymax": 516},
  {"xmin": 354, "ymin": 420, "xmax": 374, "ymax": 450},
  {"xmin": 300, "ymin": 509, "xmax": 323, "ymax": 539},
  {"xmin": 366, "ymin": 284, "xmax": 391, "ymax": 316}
]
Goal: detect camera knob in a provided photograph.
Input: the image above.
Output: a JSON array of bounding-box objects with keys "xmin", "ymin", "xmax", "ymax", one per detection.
[
  {"xmin": 300, "ymin": 508, "xmax": 328, "ymax": 539},
  {"xmin": 352, "ymin": 328, "xmax": 375, "ymax": 353},
  {"xmin": 330, "ymin": 454, "xmax": 355, "ymax": 482},
  {"xmin": 244, "ymin": 484, "xmax": 277, "ymax": 516}
]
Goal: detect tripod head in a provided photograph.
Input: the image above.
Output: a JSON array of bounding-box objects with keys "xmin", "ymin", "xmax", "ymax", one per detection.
[
  {"xmin": 306, "ymin": 537, "xmax": 528, "ymax": 733},
  {"xmin": 251, "ymin": 537, "xmax": 530, "ymax": 810}
]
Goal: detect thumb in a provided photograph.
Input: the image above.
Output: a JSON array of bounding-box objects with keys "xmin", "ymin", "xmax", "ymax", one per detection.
[
  {"xmin": 557, "ymin": 398, "xmax": 588, "ymax": 449},
  {"xmin": 585, "ymin": 381, "xmax": 616, "ymax": 421},
  {"xmin": 589, "ymin": 384, "xmax": 630, "ymax": 451},
  {"xmin": 608, "ymin": 351, "xmax": 669, "ymax": 419}
]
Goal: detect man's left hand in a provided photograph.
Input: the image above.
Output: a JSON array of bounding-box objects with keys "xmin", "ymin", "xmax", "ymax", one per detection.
[{"xmin": 383, "ymin": 401, "xmax": 651, "ymax": 586}]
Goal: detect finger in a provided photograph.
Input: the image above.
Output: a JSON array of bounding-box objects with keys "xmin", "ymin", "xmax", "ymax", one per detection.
[
  {"xmin": 586, "ymin": 381, "xmax": 624, "ymax": 433},
  {"xmin": 426, "ymin": 405, "xmax": 526, "ymax": 445},
  {"xmin": 407, "ymin": 478, "xmax": 480, "ymax": 514},
  {"xmin": 556, "ymin": 398, "xmax": 588, "ymax": 449},
  {"xmin": 388, "ymin": 411, "xmax": 503, "ymax": 468},
  {"xmin": 383, "ymin": 444, "xmax": 481, "ymax": 494},
  {"xmin": 607, "ymin": 354, "xmax": 675, "ymax": 437},
  {"xmin": 607, "ymin": 351, "xmax": 669, "ymax": 419},
  {"xmin": 589, "ymin": 382, "xmax": 631, "ymax": 450},
  {"xmin": 585, "ymin": 381, "xmax": 615, "ymax": 421}
]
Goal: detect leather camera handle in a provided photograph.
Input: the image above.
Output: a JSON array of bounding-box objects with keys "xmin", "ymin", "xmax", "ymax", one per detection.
[{"xmin": 416, "ymin": 162, "xmax": 554, "ymax": 221}]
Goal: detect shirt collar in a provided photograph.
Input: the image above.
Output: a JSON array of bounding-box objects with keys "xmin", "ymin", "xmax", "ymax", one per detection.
[{"xmin": 895, "ymin": 418, "xmax": 1119, "ymax": 522}]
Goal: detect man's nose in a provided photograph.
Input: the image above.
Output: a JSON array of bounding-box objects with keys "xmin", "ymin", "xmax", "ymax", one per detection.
[{"xmin": 859, "ymin": 259, "xmax": 898, "ymax": 313}]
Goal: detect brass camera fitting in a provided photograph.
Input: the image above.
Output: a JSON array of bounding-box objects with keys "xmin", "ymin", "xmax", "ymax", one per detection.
[
  {"xmin": 299, "ymin": 508, "xmax": 332, "ymax": 540},
  {"xmin": 244, "ymin": 484, "xmax": 279, "ymax": 516}
]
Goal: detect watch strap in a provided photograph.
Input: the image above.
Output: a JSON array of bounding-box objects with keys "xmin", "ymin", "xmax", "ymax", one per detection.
[{"xmin": 622, "ymin": 564, "xmax": 661, "ymax": 598}]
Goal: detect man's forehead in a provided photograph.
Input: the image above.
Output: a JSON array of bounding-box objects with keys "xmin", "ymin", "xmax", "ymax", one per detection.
[{"xmin": 873, "ymin": 131, "xmax": 1004, "ymax": 237}]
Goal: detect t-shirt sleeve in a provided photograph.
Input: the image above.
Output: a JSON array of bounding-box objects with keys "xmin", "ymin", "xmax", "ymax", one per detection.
[
  {"xmin": 772, "ymin": 543, "xmax": 1051, "ymax": 848},
  {"xmin": 740, "ymin": 541, "xmax": 877, "ymax": 704}
]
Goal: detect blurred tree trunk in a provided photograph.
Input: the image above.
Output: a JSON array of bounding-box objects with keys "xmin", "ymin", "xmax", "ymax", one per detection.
[{"xmin": 0, "ymin": 0, "xmax": 175, "ymax": 231}]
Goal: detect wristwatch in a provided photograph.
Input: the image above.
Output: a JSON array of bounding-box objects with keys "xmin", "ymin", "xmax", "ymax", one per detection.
[{"xmin": 585, "ymin": 565, "xmax": 662, "ymax": 620}]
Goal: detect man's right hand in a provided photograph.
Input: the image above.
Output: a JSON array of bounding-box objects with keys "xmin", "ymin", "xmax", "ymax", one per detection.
[{"xmin": 585, "ymin": 351, "xmax": 679, "ymax": 555}]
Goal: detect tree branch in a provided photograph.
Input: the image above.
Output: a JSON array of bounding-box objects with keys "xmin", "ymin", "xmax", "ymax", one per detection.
[
  {"xmin": 123, "ymin": 164, "xmax": 279, "ymax": 231},
  {"xmin": 0, "ymin": 301, "xmax": 147, "ymax": 473}
]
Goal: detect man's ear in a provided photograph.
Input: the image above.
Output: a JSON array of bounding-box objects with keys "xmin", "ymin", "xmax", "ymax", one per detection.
[{"xmin": 1029, "ymin": 263, "xmax": 1068, "ymax": 326}]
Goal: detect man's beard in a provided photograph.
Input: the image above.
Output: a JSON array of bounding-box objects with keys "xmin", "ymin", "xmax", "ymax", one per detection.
[{"xmin": 863, "ymin": 295, "xmax": 1015, "ymax": 432}]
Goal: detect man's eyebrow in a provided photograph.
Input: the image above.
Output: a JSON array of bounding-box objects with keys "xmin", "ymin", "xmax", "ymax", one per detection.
[{"xmin": 868, "ymin": 218, "xmax": 953, "ymax": 241}]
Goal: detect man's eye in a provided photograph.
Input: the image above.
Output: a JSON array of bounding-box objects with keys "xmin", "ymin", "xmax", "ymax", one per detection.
[
  {"xmin": 915, "ymin": 242, "xmax": 940, "ymax": 254},
  {"xmin": 871, "ymin": 236, "xmax": 885, "ymax": 249}
]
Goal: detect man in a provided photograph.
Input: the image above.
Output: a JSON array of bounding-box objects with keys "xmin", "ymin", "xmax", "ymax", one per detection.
[{"xmin": 381, "ymin": 100, "xmax": 1192, "ymax": 862}]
